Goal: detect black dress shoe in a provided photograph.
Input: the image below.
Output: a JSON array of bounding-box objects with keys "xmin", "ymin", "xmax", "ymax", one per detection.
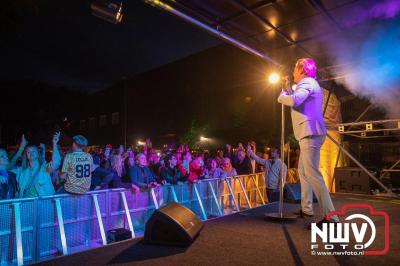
[
  {"xmin": 293, "ymin": 209, "xmax": 314, "ymax": 218},
  {"xmin": 307, "ymin": 218, "xmax": 337, "ymax": 230}
]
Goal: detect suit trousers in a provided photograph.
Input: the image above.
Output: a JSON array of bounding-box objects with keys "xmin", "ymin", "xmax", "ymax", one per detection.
[{"xmin": 298, "ymin": 135, "xmax": 337, "ymax": 220}]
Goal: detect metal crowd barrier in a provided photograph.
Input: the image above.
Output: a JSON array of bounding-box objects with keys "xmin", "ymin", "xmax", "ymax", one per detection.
[{"xmin": 0, "ymin": 173, "xmax": 267, "ymax": 266}]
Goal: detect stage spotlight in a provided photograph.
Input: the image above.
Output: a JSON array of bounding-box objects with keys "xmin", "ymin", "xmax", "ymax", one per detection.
[
  {"xmin": 91, "ymin": 0, "xmax": 123, "ymax": 24},
  {"xmin": 268, "ymin": 73, "xmax": 280, "ymax": 84}
]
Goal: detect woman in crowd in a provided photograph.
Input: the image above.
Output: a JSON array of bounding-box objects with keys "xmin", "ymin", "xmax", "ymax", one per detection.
[
  {"xmin": 221, "ymin": 157, "xmax": 237, "ymax": 177},
  {"xmin": 206, "ymin": 159, "xmax": 226, "ymax": 179},
  {"xmin": 177, "ymin": 151, "xmax": 191, "ymax": 180},
  {"xmin": 110, "ymin": 154, "xmax": 123, "ymax": 188},
  {"xmin": 101, "ymin": 144, "xmax": 112, "ymax": 169},
  {"xmin": 15, "ymin": 132, "xmax": 61, "ymax": 197},
  {"xmin": 188, "ymin": 155, "xmax": 206, "ymax": 183},
  {"xmin": 123, "ymin": 151, "xmax": 135, "ymax": 183}
]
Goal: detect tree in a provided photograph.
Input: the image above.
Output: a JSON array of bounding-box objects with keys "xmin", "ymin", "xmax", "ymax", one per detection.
[{"xmin": 179, "ymin": 120, "xmax": 209, "ymax": 149}]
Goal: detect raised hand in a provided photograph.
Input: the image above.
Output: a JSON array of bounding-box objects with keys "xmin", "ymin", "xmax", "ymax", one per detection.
[
  {"xmin": 52, "ymin": 132, "xmax": 61, "ymax": 145},
  {"xmin": 20, "ymin": 134, "xmax": 28, "ymax": 149},
  {"xmin": 247, "ymin": 144, "xmax": 252, "ymax": 153}
]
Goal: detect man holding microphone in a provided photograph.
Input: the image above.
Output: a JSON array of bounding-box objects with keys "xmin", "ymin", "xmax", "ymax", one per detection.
[{"xmin": 277, "ymin": 58, "xmax": 338, "ymax": 227}]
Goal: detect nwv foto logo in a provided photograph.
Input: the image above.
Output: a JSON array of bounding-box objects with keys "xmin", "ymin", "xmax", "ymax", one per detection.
[{"xmin": 310, "ymin": 204, "xmax": 389, "ymax": 256}]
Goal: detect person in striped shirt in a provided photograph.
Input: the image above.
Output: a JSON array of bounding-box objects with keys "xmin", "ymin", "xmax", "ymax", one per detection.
[{"xmin": 57, "ymin": 135, "xmax": 93, "ymax": 195}]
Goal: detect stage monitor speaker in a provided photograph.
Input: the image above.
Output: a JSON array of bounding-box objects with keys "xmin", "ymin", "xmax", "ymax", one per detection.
[
  {"xmin": 284, "ymin": 183, "xmax": 301, "ymax": 203},
  {"xmin": 284, "ymin": 183, "xmax": 317, "ymax": 203},
  {"xmin": 144, "ymin": 202, "xmax": 204, "ymax": 247},
  {"xmin": 335, "ymin": 167, "xmax": 372, "ymax": 194}
]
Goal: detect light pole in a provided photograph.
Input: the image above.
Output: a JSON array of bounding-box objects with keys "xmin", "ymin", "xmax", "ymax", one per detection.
[{"xmin": 122, "ymin": 76, "xmax": 127, "ymax": 149}]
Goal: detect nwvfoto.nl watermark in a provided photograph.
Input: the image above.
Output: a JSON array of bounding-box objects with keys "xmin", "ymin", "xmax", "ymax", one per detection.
[{"xmin": 310, "ymin": 204, "xmax": 389, "ymax": 256}]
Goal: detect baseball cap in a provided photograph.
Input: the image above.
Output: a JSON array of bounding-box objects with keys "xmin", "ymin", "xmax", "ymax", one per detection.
[{"xmin": 73, "ymin": 135, "xmax": 88, "ymax": 147}]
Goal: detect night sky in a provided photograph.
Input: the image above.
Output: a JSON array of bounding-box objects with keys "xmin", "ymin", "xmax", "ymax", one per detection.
[
  {"xmin": 0, "ymin": 0, "xmax": 221, "ymax": 92},
  {"xmin": 0, "ymin": 0, "xmax": 386, "ymax": 148}
]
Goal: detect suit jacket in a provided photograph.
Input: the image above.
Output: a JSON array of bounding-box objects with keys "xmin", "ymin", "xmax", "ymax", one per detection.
[{"xmin": 278, "ymin": 77, "xmax": 327, "ymax": 140}]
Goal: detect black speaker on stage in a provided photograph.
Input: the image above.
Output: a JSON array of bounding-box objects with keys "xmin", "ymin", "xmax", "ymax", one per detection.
[
  {"xmin": 144, "ymin": 202, "xmax": 204, "ymax": 247},
  {"xmin": 334, "ymin": 167, "xmax": 372, "ymax": 194},
  {"xmin": 107, "ymin": 228, "xmax": 131, "ymax": 243},
  {"xmin": 284, "ymin": 183, "xmax": 317, "ymax": 203}
]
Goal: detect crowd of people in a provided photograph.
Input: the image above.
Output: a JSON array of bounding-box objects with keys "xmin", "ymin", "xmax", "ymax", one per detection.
[{"xmin": 0, "ymin": 133, "xmax": 289, "ymax": 202}]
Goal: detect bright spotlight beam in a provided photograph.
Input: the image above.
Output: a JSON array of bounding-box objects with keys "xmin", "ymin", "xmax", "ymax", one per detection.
[{"xmin": 268, "ymin": 73, "xmax": 280, "ymax": 84}]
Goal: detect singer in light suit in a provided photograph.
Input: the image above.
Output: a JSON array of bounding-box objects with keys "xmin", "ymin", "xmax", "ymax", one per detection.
[{"xmin": 278, "ymin": 58, "xmax": 337, "ymax": 226}]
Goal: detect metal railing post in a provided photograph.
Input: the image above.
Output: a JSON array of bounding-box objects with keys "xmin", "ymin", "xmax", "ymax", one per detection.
[
  {"xmin": 237, "ymin": 177, "xmax": 252, "ymax": 208},
  {"xmin": 33, "ymin": 198, "xmax": 39, "ymax": 262},
  {"xmin": 13, "ymin": 203, "xmax": 23, "ymax": 266},
  {"xmin": 225, "ymin": 178, "xmax": 240, "ymax": 212},
  {"xmin": 105, "ymin": 190, "xmax": 111, "ymax": 231},
  {"xmin": 251, "ymin": 175, "xmax": 265, "ymax": 205},
  {"xmin": 193, "ymin": 183, "xmax": 208, "ymax": 220},
  {"xmin": 120, "ymin": 191, "xmax": 135, "ymax": 238},
  {"xmin": 150, "ymin": 188, "xmax": 159, "ymax": 209},
  {"xmin": 170, "ymin": 185, "xmax": 178, "ymax": 202},
  {"xmin": 92, "ymin": 194, "xmax": 107, "ymax": 245},
  {"xmin": 54, "ymin": 198, "xmax": 68, "ymax": 255},
  {"xmin": 207, "ymin": 180, "xmax": 223, "ymax": 216}
]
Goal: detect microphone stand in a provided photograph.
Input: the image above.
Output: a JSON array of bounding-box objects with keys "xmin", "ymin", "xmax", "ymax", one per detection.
[{"xmin": 265, "ymin": 80, "xmax": 297, "ymax": 221}]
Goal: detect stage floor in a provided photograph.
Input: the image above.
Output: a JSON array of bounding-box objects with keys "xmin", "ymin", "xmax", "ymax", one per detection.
[{"xmin": 36, "ymin": 193, "xmax": 399, "ymax": 266}]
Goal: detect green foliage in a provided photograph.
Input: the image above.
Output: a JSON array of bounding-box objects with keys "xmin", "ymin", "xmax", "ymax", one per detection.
[{"xmin": 179, "ymin": 120, "xmax": 209, "ymax": 148}]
